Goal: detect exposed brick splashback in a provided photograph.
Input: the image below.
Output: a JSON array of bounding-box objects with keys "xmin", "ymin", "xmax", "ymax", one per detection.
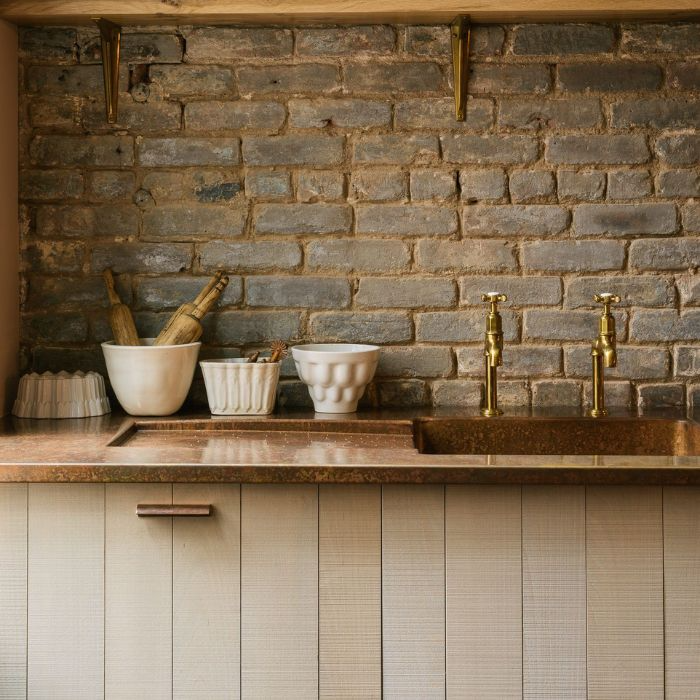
[{"xmin": 18, "ymin": 22, "xmax": 700, "ymax": 410}]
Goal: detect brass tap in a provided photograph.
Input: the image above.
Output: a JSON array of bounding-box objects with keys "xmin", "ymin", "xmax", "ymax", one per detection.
[
  {"xmin": 480, "ymin": 292, "xmax": 507, "ymax": 417},
  {"xmin": 588, "ymin": 293, "xmax": 620, "ymax": 418}
]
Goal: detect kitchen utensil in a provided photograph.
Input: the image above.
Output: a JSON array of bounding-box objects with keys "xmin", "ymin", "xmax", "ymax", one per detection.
[{"xmin": 103, "ymin": 269, "xmax": 140, "ymax": 345}]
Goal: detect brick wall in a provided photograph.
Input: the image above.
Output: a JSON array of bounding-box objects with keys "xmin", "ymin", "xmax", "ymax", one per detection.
[{"xmin": 18, "ymin": 22, "xmax": 700, "ymax": 410}]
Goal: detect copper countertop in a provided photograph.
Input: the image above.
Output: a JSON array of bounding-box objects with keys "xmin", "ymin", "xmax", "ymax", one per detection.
[{"xmin": 0, "ymin": 408, "xmax": 699, "ymax": 484}]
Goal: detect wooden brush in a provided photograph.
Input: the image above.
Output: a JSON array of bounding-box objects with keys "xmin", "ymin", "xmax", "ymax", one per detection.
[
  {"xmin": 154, "ymin": 275, "xmax": 229, "ymax": 346},
  {"xmin": 155, "ymin": 271, "xmax": 223, "ymax": 342},
  {"xmin": 103, "ymin": 269, "xmax": 140, "ymax": 346}
]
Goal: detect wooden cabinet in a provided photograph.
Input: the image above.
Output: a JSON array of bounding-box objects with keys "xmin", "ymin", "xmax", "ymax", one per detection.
[{"xmin": 1, "ymin": 483, "xmax": 699, "ymax": 699}]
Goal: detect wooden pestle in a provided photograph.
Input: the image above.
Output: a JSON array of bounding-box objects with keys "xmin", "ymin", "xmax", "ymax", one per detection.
[
  {"xmin": 103, "ymin": 269, "xmax": 140, "ymax": 346},
  {"xmin": 154, "ymin": 276, "xmax": 229, "ymax": 346},
  {"xmin": 155, "ymin": 271, "xmax": 223, "ymax": 343}
]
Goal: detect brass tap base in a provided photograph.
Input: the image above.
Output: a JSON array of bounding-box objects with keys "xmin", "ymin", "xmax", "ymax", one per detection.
[
  {"xmin": 588, "ymin": 408, "xmax": 608, "ymax": 418},
  {"xmin": 481, "ymin": 407, "xmax": 504, "ymax": 417}
]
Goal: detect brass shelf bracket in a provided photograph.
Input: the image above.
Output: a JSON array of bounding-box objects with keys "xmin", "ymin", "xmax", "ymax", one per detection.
[
  {"xmin": 93, "ymin": 18, "xmax": 121, "ymax": 124},
  {"xmin": 450, "ymin": 15, "xmax": 471, "ymax": 121}
]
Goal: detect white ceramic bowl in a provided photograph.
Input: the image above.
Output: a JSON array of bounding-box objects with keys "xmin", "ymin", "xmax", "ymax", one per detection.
[
  {"xmin": 200, "ymin": 359, "xmax": 280, "ymax": 415},
  {"xmin": 101, "ymin": 338, "xmax": 200, "ymax": 416},
  {"xmin": 292, "ymin": 344, "xmax": 380, "ymax": 413}
]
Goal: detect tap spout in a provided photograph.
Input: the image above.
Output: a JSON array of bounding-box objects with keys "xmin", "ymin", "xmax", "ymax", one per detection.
[{"xmin": 588, "ymin": 292, "xmax": 620, "ymax": 418}]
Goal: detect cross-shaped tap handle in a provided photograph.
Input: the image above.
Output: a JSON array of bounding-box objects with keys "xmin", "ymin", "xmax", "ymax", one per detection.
[
  {"xmin": 594, "ymin": 293, "xmax": 620, "ymax": 313},
  {"xmin": 481, "ymin": 292, "xmax": 507, "ymax": 304}
]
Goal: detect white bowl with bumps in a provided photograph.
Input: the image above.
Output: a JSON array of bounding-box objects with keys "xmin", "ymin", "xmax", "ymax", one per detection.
[{"xmin": 292, "ymin": 344, "xmax": 380, "ymax": 413}]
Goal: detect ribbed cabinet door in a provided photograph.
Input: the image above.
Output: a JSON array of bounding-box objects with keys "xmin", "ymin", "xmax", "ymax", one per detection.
[
  {"xmin": 27, "ymin": 484, "xmax": 104, "ymax": 700},
  {"xmin": 0, "ymin": 484, "xmax": 27, "ymax": 700},
  {"xmin": 382, "ymin": 485, "xmax": 445, "ymax": 700},
  {"xmin": 105, "ymin": 483, "xmax": 172, "ymax": 700},
  {"xmin": 173, "ymin": 484, "xmax": 240, "ymax": 700}
]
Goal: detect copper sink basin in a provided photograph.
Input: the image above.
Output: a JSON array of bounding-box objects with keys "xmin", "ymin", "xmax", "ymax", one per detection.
[{"xmin": 414, "ymin": 417, "xmax": 700, "ymax": 456}]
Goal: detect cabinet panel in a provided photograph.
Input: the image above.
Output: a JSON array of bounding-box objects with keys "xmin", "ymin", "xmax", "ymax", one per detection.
[
  {"xmin": 382, "ymin": 485, "xmax": 445, "ymax": 700},
  {"xmin": 105, "ymin": 483, "xmax": 172, "ymax": 700},
  {"xmin": 173, "ymin": 484, "xmax": 241, "ymax": 700},
  {"xmin": 0, "ymin": 484, "xmax": 26, "ymax": 700},
  {"xmin": 587, "ymin": 486, "xmax": 664, "ymax": 699},
  {"xmin": 319, "ymin": 485, "xmax": 381, "ymax": 699},
  {"xmin": 241, "ymin": 484, "xmax": 318, "ymax": 699},
  {"xmin": 446, "ymin": 485, "xmax": 522, "ymax": 699},
  {"xmin": 522, "ymin": 485, "xmax": 586, "ymax": 699},
  {"xmin": 28, "ymin": 484, "xmax": 104, "ymax": 700},
  {"xmin": 664, "ymin": 487, "xmax": 700, "ymax": 699}
]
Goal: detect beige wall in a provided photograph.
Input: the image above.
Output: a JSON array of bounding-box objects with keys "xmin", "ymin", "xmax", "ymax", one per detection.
[{"xmin": 0, "ymin": 20, "xmax": 18, "ymax": 415}]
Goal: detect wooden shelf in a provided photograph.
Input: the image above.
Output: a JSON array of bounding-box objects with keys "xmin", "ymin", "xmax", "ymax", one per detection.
[{"xmin": 2, "ymin": 0, "xmax": 700, "ymax": 26}]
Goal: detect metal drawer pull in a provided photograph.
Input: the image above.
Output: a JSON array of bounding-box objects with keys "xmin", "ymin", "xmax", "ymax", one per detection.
[{"xmin": 136, "ymin": 504, "xmax": 212, "ymax": 517}]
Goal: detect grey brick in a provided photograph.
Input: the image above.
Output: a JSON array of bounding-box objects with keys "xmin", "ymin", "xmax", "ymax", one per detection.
[
  {"xmin": 525, "ymin": 309, "xmax": 626, "ymax": 341},
  {"xmin": 356, "ymin": 204, "xmax": 458, "ymax": 236},
  {"xmin": 88, "ymin": 171, "xmax": 136, "ymax": 201},
  {"xmin": 496, "ymin": 381, "xmax": 532, "ymax": 406},
  {"xmin": 607, "ymin": 170, "xmax": 652, "ymax": 199},
  {"xmin": 573, "ymin": 203, "xmax": 676, "ymax": 236},
  {"xmin": 198, "ymin": 241, "xmax": 301, "ymax": 272},
  {"xmin": 309, "ymin": 312, "xmax": 412, "ymax": 344},
  {"xmin": 522, "ymin": 241, "xmax": 626, "ymax": 272},
  {"xmin": 459, "ymin": 169, "xmax": 507, "ymax": 202},
  {"xmin": 513, "ymin": 24, "xmax": 615, "ymax": 55},
  {"xmin": 557, "ymin": 170, "xmax": 606, "ymax": 202},
  {"xmin": 78, "ymin": 30, "xmax": 183, "ymax": 64},
  {"xmin": 532, "ymin": 380, "xmax": 582, "ymax": 408},
  {"xmin": 462, "ymin": 205, "xmax": 568, "ymax": 236},
  {"xmin": 469, "ymin": 64, "xmax": 551, "ymax": 94},
  {"xmin": 459, "ymin": 276, "xmax": 561, "ymax": 306},
  {"xmin": 612, "ymin": 99, "xmax": 700, "ymax": 129},
  {"xmin": 405, "ymin": 25, "xmax": 504, "ymax": 57},
  {"xmin": 306, "ymin": 239, "xmax": 410, "ymax": 273},
  {"xmin": 195, "ymin": 178, "xmax": 244, "ymax": 204},
  {"xmin": 354, "ymin": 135, "xmax": 439, "ymax": 165},
  {"xmin": 277, "ymin": 381, "xmax": 314, "ymax": 409},
  {"xmin": 377, "ymin": 347, "xmax": 453, "ymax": 378},
  {"xmin": 36, "ymin": 204, "xmax": 138, "ymax": 238},
  {"xmin": 245, "ymin": 171, "xmax": 292, "ymax": 199},
  {"xmin": 20, "ymin": 27, "xmax": 77, "ymax": 63},
  {"xmin": 565, "ymin": 344, "xmax": 670, "ymax": 380},
  {"xmin": 675, "ymin": 346, "xmax": 700, "ymax": 376},
  {"xmin": 81, "ymin": 101, "xmax": 182, "ymax": 133},
  {"xmin": 138, "ymin": 138, "xmax": 240, "ymax": 167},
  {"xmin": 288, "ymin": 98, "xmax": 390, "ymax": 129},
  {"xmin": 24, "ymin": 241, "xmax": 84, "ymax": 273},
  {"xmin": 30, "ymin": 135, "xmax": 133, "ymax": 167},
  {"xmin": 26, "ymin": 66, "xmax": 105, "ymax": 96},
  {"xmin": 30, "ymin": 346, "xmax": 106, "ymax": 376},
  {"xmin": 23, "ymin": 313, "xmax": 88, "ymax": 344},
  {"xmin": 684, "ymin": 203, "xmax": 700, "ymax": 233},
  {"xmin": 184, "ymin": 27, "xmax": 293, "ymax": 61},
  {"xmin": 244, "ymin": 135, "xmax": 344, "ymax": 166},
  {"xmin": 585, "ymin": 381, "xmax": 632, "ymax": 408},
  {"xmin": 415, "ymin": 240, "xmax": 517, "ymax": 273},
  {"xmin": 254, "ymin": 203, "xmax": 351, "ymax": 235},
  {"xmin": 416, "ymin": 310, "xmax": 518, "ymax": 342},
  {"xmin": 668, "ymin": 62, "xmax": 700, "ymax": 90},
  {"xmin": 458, "ymin": 345, "xmax": 561, "ymax": 378},
  {"xmin": 630, "ymin": 239, "xmax": 700, "ymax": 270},
  {"xmin": 557, "ymin": 62, "xmax": 662, "ymax": 92},
  {"xmin": 631, "ymin": 310, "xmax": 700, "ymax": 341},
  {"xmin": 350, "ymin": 170, "xmax": 407, "ymax": 202},
  {"xmin": 26, "ymin": 276, "xmax": 125, "ymax": 310},
  {"xmin": 678, "ymin": 275, "xmax": 700, "ymax": 305},
  {"xmin": 28, "ymin": 98, "xmax": 79, "ymax": 129},
  {"xmin": 297, "ymin": 171, "xmax": 345, "ymax": 202},
  {"xmin": 378, "ymin": 380, "xmax": 429, "ymax": 408},
  {"xmin": 546, "ymin": 135, "xmax": 649, "ymax": 165},
  {"xmin": 499, "ymin": 97, "xmax": 602, "ymax": 130},
  {"xmin": 150, "ymin": 65, "xmax": 234, "ymax": 97},
  {"xmin": 344, "ymin": 62, "xmax": 444, "ymax": 93},
  {"xmin": 690, "ymin": 384, "xmax": 700, "ymax": 409},
  {"xmin": 655, "ymin": 135, "xmax": 700, "ymax": 166},
  {"xmin": 442, "ymin": 135, "xmax": 539, "ymax": 165},
  {"xmin": 410, "ymin": 170, "xmax": 457, "ymax": 202},
  {"xmin": 621, "ymin": 23, "xmax": 700, "ymax": 54},
  {"xmin": 238, "ymin": 65, "xmax": 340, "ymax": 95},
  {"xmin": 565, "ymin": 276, "xmax": 675, "ymax": 308},
  {"xmin": 135, "ymin": 276, "xmax": 242, "ymax": 310},
  {"xmin": 431, "ymin": 380, "xmax": 482, "ymax": 408},
  {"xmin": 656, "ymin": 170, "xmax": 700, "ymax": 198},
  {"xmin": 297, "ymin": 26, "xmax": 395, "ymax": 55},
  {"xmin": 247, "ymin": 276, "xmax": 350, "ymax": 308},
  {"xmin": 20, "ymin": 170, "xmax": 83, "ymax": 200},
  {"xmin": 142, "ymin": 205, "xmax": 247, "ymax": 241},
  {"xmin": 356, "ymin": 277, "xmax": 456, "ymax": 308},
  {"xmin": 509, "ymin": 171, "xmax": 556, "ymax": 203},
  {"xmin": 186, "ymin": 101, "xmax": 286, "ymax": 131},
  {"xmin": 90, "ymin": 243, "xmax": 191, "ymax": 274},
  {"xmin": 638, "ymin": 383, "xmax": 685, "ymax": 411},
  {"xmin": 210, "ymin": 311, "xmax": 301, "ymax": 344},
  {"xmin": 140, "ymin": 171, "xmax": 242, "ymax": 204},
  {"xmin": 395, "ymin": 97, "xmax": 493, "ymax": 130}
]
